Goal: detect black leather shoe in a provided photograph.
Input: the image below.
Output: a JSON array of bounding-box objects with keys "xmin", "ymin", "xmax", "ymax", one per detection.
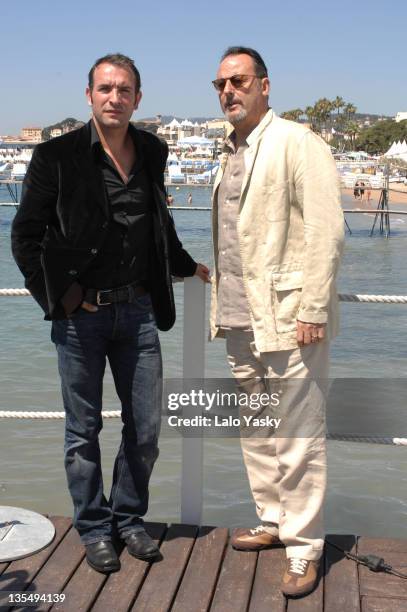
[
  {"xmin": 125, "ymin": 531, "xmax": 161, "ymax": 560},
  {"xmin": 85, "ymin": 541, "xmax": 121, "ymax": 573}
]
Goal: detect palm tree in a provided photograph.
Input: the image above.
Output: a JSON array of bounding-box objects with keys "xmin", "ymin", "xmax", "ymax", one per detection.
[
  {"xmin": 332, "ymin": 96, "xmax": 345, "ymax": 117},
  {"xmin": 305, "ymin": 105, "xmax": 316, "ymax": 131},
  {"xmin": 316, "ymin": 98, "xmax": 334, "ymax": 122},
  {"xmin": 280, "ymin": 108, "xmax": 303, "ymax": 122},
  {"xmin": 344, "ymin": 121, "xmax": 360, "ymax": 149},
  {"xmin": 312, "ymin": 98, "xmax": 334, "ymax": 139},
  {"xmin": 344, "ymin": 103, "xmax": 357, "ymax": 120}
]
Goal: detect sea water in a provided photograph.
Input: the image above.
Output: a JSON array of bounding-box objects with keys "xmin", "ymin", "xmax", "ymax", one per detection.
[{"xmin": 1, "ymin": 184, "xmax": 406, "ymax": 537}]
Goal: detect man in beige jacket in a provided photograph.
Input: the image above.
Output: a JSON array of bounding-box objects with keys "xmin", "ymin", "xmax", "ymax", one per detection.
[{"xmin": 210, "ymin": 46, "xmax": 344, "ymax": 597}]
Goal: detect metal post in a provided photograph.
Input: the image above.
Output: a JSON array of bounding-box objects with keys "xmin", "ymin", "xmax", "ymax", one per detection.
[
  {"xmin": 385, "ymin": 162, "xmax": 390, "ymax": 238},
  {"xmin": 181, "ymin": 276, "xmax": 206, "ymax": 524},
  {"xmin": 370, "ymin": 164, "xmax": 390, "ymax": 238}
]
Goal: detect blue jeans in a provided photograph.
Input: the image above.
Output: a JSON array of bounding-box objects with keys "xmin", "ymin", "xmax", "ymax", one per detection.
[{"xmin": 51, "ymin": 294, "xmax": 162, "ymax": 545}]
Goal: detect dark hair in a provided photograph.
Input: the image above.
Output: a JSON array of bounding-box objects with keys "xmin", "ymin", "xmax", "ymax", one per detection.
[
  {"xmin": 221, "ymin": 46, "xmax": 268, "ymax": 78},
  {"xmin": 88, "ymin": 53, "xmax": 141, "ymax": 92}
]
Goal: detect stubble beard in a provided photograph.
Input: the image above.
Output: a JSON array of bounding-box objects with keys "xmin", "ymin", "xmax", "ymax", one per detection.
[{"xmin": 224, "ymin": 106, "xmax": 248, "ymax": 125}]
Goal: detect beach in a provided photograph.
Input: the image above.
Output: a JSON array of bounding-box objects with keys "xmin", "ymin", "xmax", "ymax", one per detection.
[{"xmin": 342, "ymin": 184, "xmax": 407, "ymax": 207}]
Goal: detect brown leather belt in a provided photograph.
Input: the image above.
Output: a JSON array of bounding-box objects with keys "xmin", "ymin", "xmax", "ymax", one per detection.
[{"xmin": 84, "ymin": 282, "xmax": 147, "ymax": 306}]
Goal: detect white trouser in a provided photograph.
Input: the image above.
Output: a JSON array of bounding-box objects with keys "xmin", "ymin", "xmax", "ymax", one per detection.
[{"xmin": 226, "ymin": 329, "xmax": 330, "ymax": 561}]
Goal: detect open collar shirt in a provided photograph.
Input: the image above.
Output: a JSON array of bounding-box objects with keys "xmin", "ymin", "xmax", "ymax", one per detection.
[
  {"xmin": 79, "ymin": 120, "xmax": 153, "ymax": 290},
  {"xmin": 216, "ymin": 132, "xmax": 251, "ymax": 328}
]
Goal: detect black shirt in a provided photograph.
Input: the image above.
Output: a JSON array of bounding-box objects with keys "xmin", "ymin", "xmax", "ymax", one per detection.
[{"xmin": 79, "ymin": 120, "xmax": 153, "ymax": 289}]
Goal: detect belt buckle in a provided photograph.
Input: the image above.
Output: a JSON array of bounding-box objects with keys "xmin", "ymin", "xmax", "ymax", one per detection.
[{"xmin": 96, "ymin": 290, "xmax": 111, "ymax": 306}]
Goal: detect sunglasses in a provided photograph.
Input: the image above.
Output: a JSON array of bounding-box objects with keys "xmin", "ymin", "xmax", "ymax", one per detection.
[{"xmin": 212, "ymin": 74, "xmax": 261, "ymax": 92}]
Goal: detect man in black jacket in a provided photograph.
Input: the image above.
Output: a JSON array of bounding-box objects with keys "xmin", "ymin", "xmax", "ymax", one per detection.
[{"xmin": 11, "ymin": 53, "xmax": 209, "ymax": 573}]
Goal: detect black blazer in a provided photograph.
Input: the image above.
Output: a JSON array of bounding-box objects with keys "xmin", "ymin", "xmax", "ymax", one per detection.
[{"xmin": 11, "ymin": 121, "xmax": 197, "ymax": 331}]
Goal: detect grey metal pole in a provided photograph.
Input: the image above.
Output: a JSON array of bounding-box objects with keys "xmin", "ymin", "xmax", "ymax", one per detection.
[{"xmin": 181, "ymin": 277, "xmax": 206, "ymax": 524}]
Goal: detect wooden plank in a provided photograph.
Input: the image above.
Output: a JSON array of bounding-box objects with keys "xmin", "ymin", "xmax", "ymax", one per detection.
[
  {"xmin": 324, "ymin": 534, "xmax": 360, "ymax": 612},
  {"xmin": 12, "ymin": 521, "xmax": 84, "ymax": 612},
  {"xmin": 0, "ymin": 517, "xmax": 71, "ymax": 599},
  {"xmin": 358, "ymin": 552, "xmax": 407, "ymax": 599},
  {"xmin": 248, "ymin": 546, "xmax": 287, "ymax": 612},
  {"xmin": 91, "ymin": 523, "xmax": 167, "ymax": 612},
  {"xmin": 286, "ymin": 554, "xmax": 324, "ymax": 611},
  {"xmin": 131, "ymin": 524, "xmax": 198, "ymax": 612},
  {"xmin": 0, "ymin": 564, "xmax": 10, "ymax": 609},
  {"xmin": 51, "ymin": 556, "xmax": 107, "ymax": 612},
  {"xmin": 210, "ymin": 545, "xmax": 257, "ymax": 612},
  {"xmin": 361, "ymin": 596, "xmax": 407, "ymax": 611},
  {"xmin": 171, "ymin": 526, "xmax": 228, "ymax": 612},
  {"xmin": 0, "ymin": 563, "xmax": 10, "ymax": 576},
  {"xmin": 358, "ymin": 538, "xmax": 407, "ymax": 555}
]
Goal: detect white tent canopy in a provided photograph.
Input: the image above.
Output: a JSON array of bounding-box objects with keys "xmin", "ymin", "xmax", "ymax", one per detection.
[
  {"xmin": 385, "ymin": 140, "xmax": 407, "ymax": 161},
  {"xmin": 166, "ymin": 118, "xmax": 181, "ymax": 128}
]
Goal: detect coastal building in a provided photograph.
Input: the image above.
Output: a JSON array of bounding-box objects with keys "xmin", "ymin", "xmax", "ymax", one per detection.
[
  {"xmin": 20, "ymin": 127, "xmax": 42, "ymax": 143},
  {"xmin": 157, "ymin": 118, "xmax": 204, "ymax": 145},
  {"xmin": 157, "ymin": 117, "xmax": 229, "ymax": 145},
  {"xmin": 204, "ymin": 119, "xmax": 228, "ymax": 131},
  {"xmin": 157, "ymin": 118, "xmax": 180, "ymax": 144},
  {"xmin": 203, "ymin": 118, "xmax": 228, "ymax": 139},
  {"xmin": 395, "ymin": 112, "xmax": 407, "ymax": 123},
  {"xmin": 62, "ymin": 122, "xmax": 84, "ymax": 134},
  {"xmin": 50, "ymin": 128, "xmax": 62, "ymax": 139},
  {"xmin": 0, "ymin": 135, "xmax": 21, "ymax": 143},
  {"xmin": 180, "ymin": 119, "xmax": 201, "ymax": 138}
]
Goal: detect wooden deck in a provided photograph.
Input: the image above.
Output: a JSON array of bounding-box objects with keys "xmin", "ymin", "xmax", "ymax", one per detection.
[{"xmin": 0, "ymin": 518, "xmax": 406, "ymax": 611}]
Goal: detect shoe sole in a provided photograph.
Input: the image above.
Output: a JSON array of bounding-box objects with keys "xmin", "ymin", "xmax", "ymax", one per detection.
[
  {"xmin": 231, "ymin": 542, "xmax": 284, "ymax": 551},
  {"xmin": 127, "ymin": 549, "xmax": 161, "ymax": 561},
  {"xmin": 281, "ymin": 575, "xmax": 319, "ymax": 597},
  {"xmin": 281, "ymin": 585, "xmax": 317, "ymax": 598},
  {"xmin": 86, "ymin": 557, "xmax": 121, "ymax": 574}
]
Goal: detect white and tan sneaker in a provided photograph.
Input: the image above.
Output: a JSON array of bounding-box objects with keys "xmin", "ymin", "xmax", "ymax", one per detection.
[
  {"xmin": 281, "ymin": 557, "xmax": 320, "ymax": 597},
  {"xmin": 231, "ymin": 525, "xmax": 282, "ymax": 551}
]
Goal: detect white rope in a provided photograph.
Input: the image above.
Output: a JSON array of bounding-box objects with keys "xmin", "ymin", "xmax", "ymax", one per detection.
[
  {"xmin": 0, "ymin": 288, "xmax": 31, "ymax": 296},
  {"xmin": 393, "ymin": 438, "xmax": 407, "ymax": 446},
  {"xmin": 3, "ymin": 289, "xmax": 407, "ymax": 303},
  {"xmin": 0, "ymin": 410, "xmax": 405, "ymax": 446},
  {"xmin": 1, "ymin": 287, "xmax": 407, "ymax": 446},
  {"xmin": 0, "ymin": 410, "xmax": 121, "ymax": 419},
  {"xmin": 327, "ymin": 434, "xmax": 407, "ymax": 446},
  {"xmin": 338, "ymin": 294, "xmax": 407, "ymax": 304}
]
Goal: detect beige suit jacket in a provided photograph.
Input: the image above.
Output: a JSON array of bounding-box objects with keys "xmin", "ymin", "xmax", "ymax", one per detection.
[{"xmin": 210, "ymin": 109, "xmax": 345, "ymax": 352}]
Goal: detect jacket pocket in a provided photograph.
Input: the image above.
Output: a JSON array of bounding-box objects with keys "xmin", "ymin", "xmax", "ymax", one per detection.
[{"xmin": 272, "ymin": 270, "xmax": 303, "ymax": 333}]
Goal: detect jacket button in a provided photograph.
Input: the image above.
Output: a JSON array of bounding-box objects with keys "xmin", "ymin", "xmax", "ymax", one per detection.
[
  {"xmin": 68, "ymin": 270, "xmax": 77, "ymax": 276},
  {"xmin": 91, "ymin": 248, "xmax": 98, "ymax": 254}
]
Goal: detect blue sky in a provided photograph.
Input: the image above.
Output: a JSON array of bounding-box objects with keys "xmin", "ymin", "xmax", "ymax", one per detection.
[{"xmin": 1, "ymin": 0, "xmax": 406, "ymax": 134}]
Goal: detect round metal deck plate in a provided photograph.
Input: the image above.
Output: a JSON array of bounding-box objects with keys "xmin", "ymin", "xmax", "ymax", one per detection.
[{"xmin": 0, "ymin": 506, "xmax": 55, "ymax": 562}]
